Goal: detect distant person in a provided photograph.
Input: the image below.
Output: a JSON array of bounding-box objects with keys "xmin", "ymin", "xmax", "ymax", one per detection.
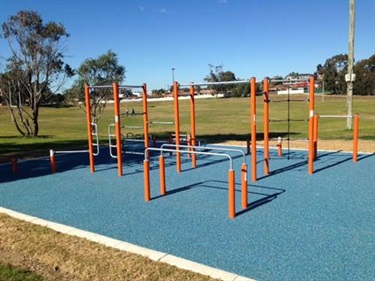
[
  {"xmin": 126, "ymin": 108, "xmax": 129, "ymax": 117},
  {"xmin": 131, "ymin": 108, "xmax": 135, "ymax": 116}
]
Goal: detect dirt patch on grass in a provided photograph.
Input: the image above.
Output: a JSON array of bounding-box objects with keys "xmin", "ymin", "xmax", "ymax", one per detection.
[{"xmin": 0, "ymin": 214, "xmax": 217, "ymax": 281}]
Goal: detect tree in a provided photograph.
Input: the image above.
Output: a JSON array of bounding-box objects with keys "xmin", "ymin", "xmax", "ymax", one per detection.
[
  {"xmin": 70, "ymin": 50, "xmax": 125, "ymax": 122},
  {"xmin": 0, "ymin": 10, "xmax": 73, "ymax": 136},
  {"xmin": 204, "ymin": 64, "xmax": 237, "ymax": 97},
  {"xmin": 318, "ymin": 54, "xmax": 348, "ymax": 94},
  {"xmin": 353, "ymin": 54, "xmax": 375, "ymax": 95}
]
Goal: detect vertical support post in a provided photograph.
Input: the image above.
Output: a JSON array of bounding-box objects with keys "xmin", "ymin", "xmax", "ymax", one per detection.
[
  {"xmin": 159, "ymin": 155, "xmax": 166, "ymax": 195},
  {"xmin": 277, "ymin": 137, "xmax": 283, "ymax": 156},
  {"xmin": 11, "ymin": 158, "xmax": 18, "ymax": 175},
  {"xmin": 142, "ymin": 84, "xmax": 149, "ymax": 153},
  {"xmin": 84, "ymin": 85, "xmax": 95, "ymax": 173},
  {"xmin": 144, "ymin": 159, "xmax": 150, "ymax": 201},
  {"xmin": 308, "ymin": 76, "xmax": 315, "ymax": 174},
  {"xmin": 113, "ymin": 83, "xmax": 123, "ymax": 177},
  {"xmin": 173, "ymin": 81, "xmax": 181, "ymax": 173},
  {"xmin": 246, "ymin": 138, "xmax": 251, "ymax": 155},
  {"xmin": 250, "ymin": 77, "xmax": 257, "ymax": 182},
  {"xmin": 190, "ymin": 85, "xmax": 197, "ymax": 168},
  {"xmin": 263, "ymin": 77, "xmax": 270, "ymax": 175},
  {"xmin": 50, "ymin": 149, "xmax": 56, "ymax": 173},
  {"xmin": 241, "ymin": 163, "xmax": 248, "ymax": 209},
  {"xmin": 313, "ymin": 114, "xmax": 319, "ymax": 159},
  {"xmin": 353, "ymin": 114, "xmax": 359, "ymax": 162},
  {"xmin": 228, "ymin": 169, "xmax": 236, "ymax": 219}
]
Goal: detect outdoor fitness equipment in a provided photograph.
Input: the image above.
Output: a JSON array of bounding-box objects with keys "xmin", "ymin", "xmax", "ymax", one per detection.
[
  {"xmin": 262, "ymin": 77, "xmax": 313, "ymax": 175},
  {"xmin": 173, "ymin": 78, "xmax": 258, "ymax": 181},
  {"xmin": 143, "ymin": 146, "xmax": 247, "ymax": 219},
  {"xmin": 49, "ymin": 85, "xmax": 100, "ymax": 174}
]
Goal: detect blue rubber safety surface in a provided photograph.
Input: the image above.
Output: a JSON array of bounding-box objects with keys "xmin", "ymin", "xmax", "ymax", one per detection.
[{"xmin": 0, "ymin": 144, "xmax": 374, "ymax": 281}]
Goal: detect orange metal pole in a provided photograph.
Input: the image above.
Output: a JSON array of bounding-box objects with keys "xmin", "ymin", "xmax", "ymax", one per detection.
[
  {"xmin": 313, "ymin": 114, "xmax": 319, "ymax": 159},
  {"xmin": 113, "ymin": 83, "xmax": 123, "ymax": 177},
  {"xmin": 353, "ymin": 114, "xmax": 359, "ymax": 162},
  {"xmin": 142, "ymin": 84, "xmax": 149, "ymax": 152},
  {"xmin": 144, "ymin": 160, "xmax": 150, "ymax": 201},
  {"xmin": 263, "ymin": 77, "xmax": 270, "ymax": 175},
  {"xmin": 241, "ymin": 163, "xmax": 248, "ymax": 209},
  {"xmin": 173, "ymin": 81, "xmax": 181, "ymax": 173},
  {"xmin": 190, "ymin": 85, "xmax": 197, "ymax": 168},
  {"xmin": 250, "ymin": 77, "xmax": 257, "ymax": 182},
  {"xmin": 50, "ymin": 149, "xmax": 56, "ymax": 173},
  {"xmin": 11, "ymin": 158, "xmax": 18, "ymax": 175},
  {"xmin": 228, "ymin": 169, "xmax": 236, "ymax": 219},
  {"xmin": 159, "ymin": 155, "xmax": 166, "ymax": 195},
  {"xmin": 84, "ymin": 85, "xmax": 95, "ymax": 173},
  {"xmin": 308, "ymin": 76, "xmax": 315, "ymax": 174}
]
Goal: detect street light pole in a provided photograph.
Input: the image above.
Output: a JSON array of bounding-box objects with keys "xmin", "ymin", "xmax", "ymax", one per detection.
[{"xmin": 172, "ymin": 68, "xmax": 175, "ymax": 86}]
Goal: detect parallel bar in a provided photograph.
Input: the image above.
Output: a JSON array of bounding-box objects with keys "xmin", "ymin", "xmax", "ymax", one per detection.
[
  {"xmin": 149, "ymin": 121, "xmax": 174, "ymax": 125},
  {"xmin": 179, "ymin": 80, "xmax": 250, "ymax": 87},
  {"xmin": 54, "ymin": 150, "xmax": 89, "ymax": 154},
  {"xmin": 161, "ymin": 143, "xmax": 247, "ymax": 164}
]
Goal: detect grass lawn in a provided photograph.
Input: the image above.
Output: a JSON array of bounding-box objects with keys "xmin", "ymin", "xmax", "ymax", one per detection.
[{"xmin": 1, "ymin": 94, "xmax": 374, "ymax": 161}]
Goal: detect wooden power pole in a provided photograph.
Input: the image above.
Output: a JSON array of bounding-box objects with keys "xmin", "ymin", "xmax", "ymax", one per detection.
[{"xmin": 346, "ymin": 0, "xmax": 355, "ymax": 129}]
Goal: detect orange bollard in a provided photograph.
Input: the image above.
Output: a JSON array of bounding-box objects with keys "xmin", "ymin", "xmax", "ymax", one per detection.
[
  {"xmin": 159, "ymin": 155, "xmax": 166, "ymax": 195},
  {"xmin": 144, "ymin": 160, "xmax": 151, "ymax": 201},
  {"xmin": 50, "ymin": 149, "xmax": 57, "ymax": 173},
  {"xmin": 353, "ymin": 114, "xmax": 359, "ymax": 162},
  {"xmin": 228, "ymin": 169, "xmax": 236, "ymax": 219},
  {"xmin": 277, "ymin": 137, "xmax": 283, "ymax": 157},
  {"xmin": 11, "ymin": 158, "xmax": 18, "ymax": 175},
  {"xmin": 241, "ymin": 163, "xmax": 248, "ymax": 209}
]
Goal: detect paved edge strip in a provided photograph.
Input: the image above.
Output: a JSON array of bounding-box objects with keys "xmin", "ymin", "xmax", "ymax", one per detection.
[{"xmin": 0, "ymin": 207, "xmax": 255, "ymax": 281}]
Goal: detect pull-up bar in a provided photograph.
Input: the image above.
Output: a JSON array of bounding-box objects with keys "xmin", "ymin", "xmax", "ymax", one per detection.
[
  {"xmin": 143, "ymin": 147, "xmax": 239, "ymax": 219},
  {"xmin": 179, "ymin": 80, "xmax": 250, "ymax": 87}
]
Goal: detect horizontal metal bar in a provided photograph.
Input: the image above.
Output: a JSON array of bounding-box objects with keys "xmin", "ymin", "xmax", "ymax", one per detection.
[
  {"xmin": 89, "ymin": 85, "xmax": 112, "ymax": 89},
  {"xmin": 122, "ymin": 125, "xmax": 143, "ymax": 129},
  {"xmin": 161, "ymin": 143, "xmax": 247, "ymax": 164},
  {"xmin": 179, "ymin": 80, "xmax": 250, "ymax": 87},
  {"xmin": 118, "ymin": 85, "xmax": 144, "ymax": 89},
  {"xmin": 124, "ymin": 151, "xmax": 144, "ymax": 155},
  {"xmin": 55, "ymin": 150, "xmax": 89, "ymax": 154},
  {"xmin": 149, "ymin": 121, "xmax": 174, "ymax": 125},
  {"xmin": 124, "ymin": 139, "xmax": 144, "ymax": 142},
  {"xmin": 269, "ymin": 78, "xmax": 311, "ymax": 83},
  {"xmin": 319, "ymin": 114, "xmax": 354, "ymax": 118},
  {"xmin": 145, "ymin": 147, "xmax": 233, "ymax": 170}
]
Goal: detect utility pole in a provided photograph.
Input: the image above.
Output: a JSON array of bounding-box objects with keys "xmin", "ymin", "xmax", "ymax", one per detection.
[{"xmin": 346, "ymin": 0, "xmax": 355, "ymax": 129}]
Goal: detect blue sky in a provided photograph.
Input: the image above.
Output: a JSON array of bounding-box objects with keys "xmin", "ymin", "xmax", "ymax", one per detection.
[{"xmin": 0, "ymin": 0, "xmax": 374, "ymax": 91}]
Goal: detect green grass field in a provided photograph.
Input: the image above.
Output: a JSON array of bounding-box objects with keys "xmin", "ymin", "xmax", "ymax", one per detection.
[{"xmin": 0, "ymin": 94, "xmax": 374, "ymax": 160}]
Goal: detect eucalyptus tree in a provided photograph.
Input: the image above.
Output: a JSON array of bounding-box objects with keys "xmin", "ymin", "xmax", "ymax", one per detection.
[{"xmin": 0, "ymin": 10, "xmax": 73, "ymax": 136}]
